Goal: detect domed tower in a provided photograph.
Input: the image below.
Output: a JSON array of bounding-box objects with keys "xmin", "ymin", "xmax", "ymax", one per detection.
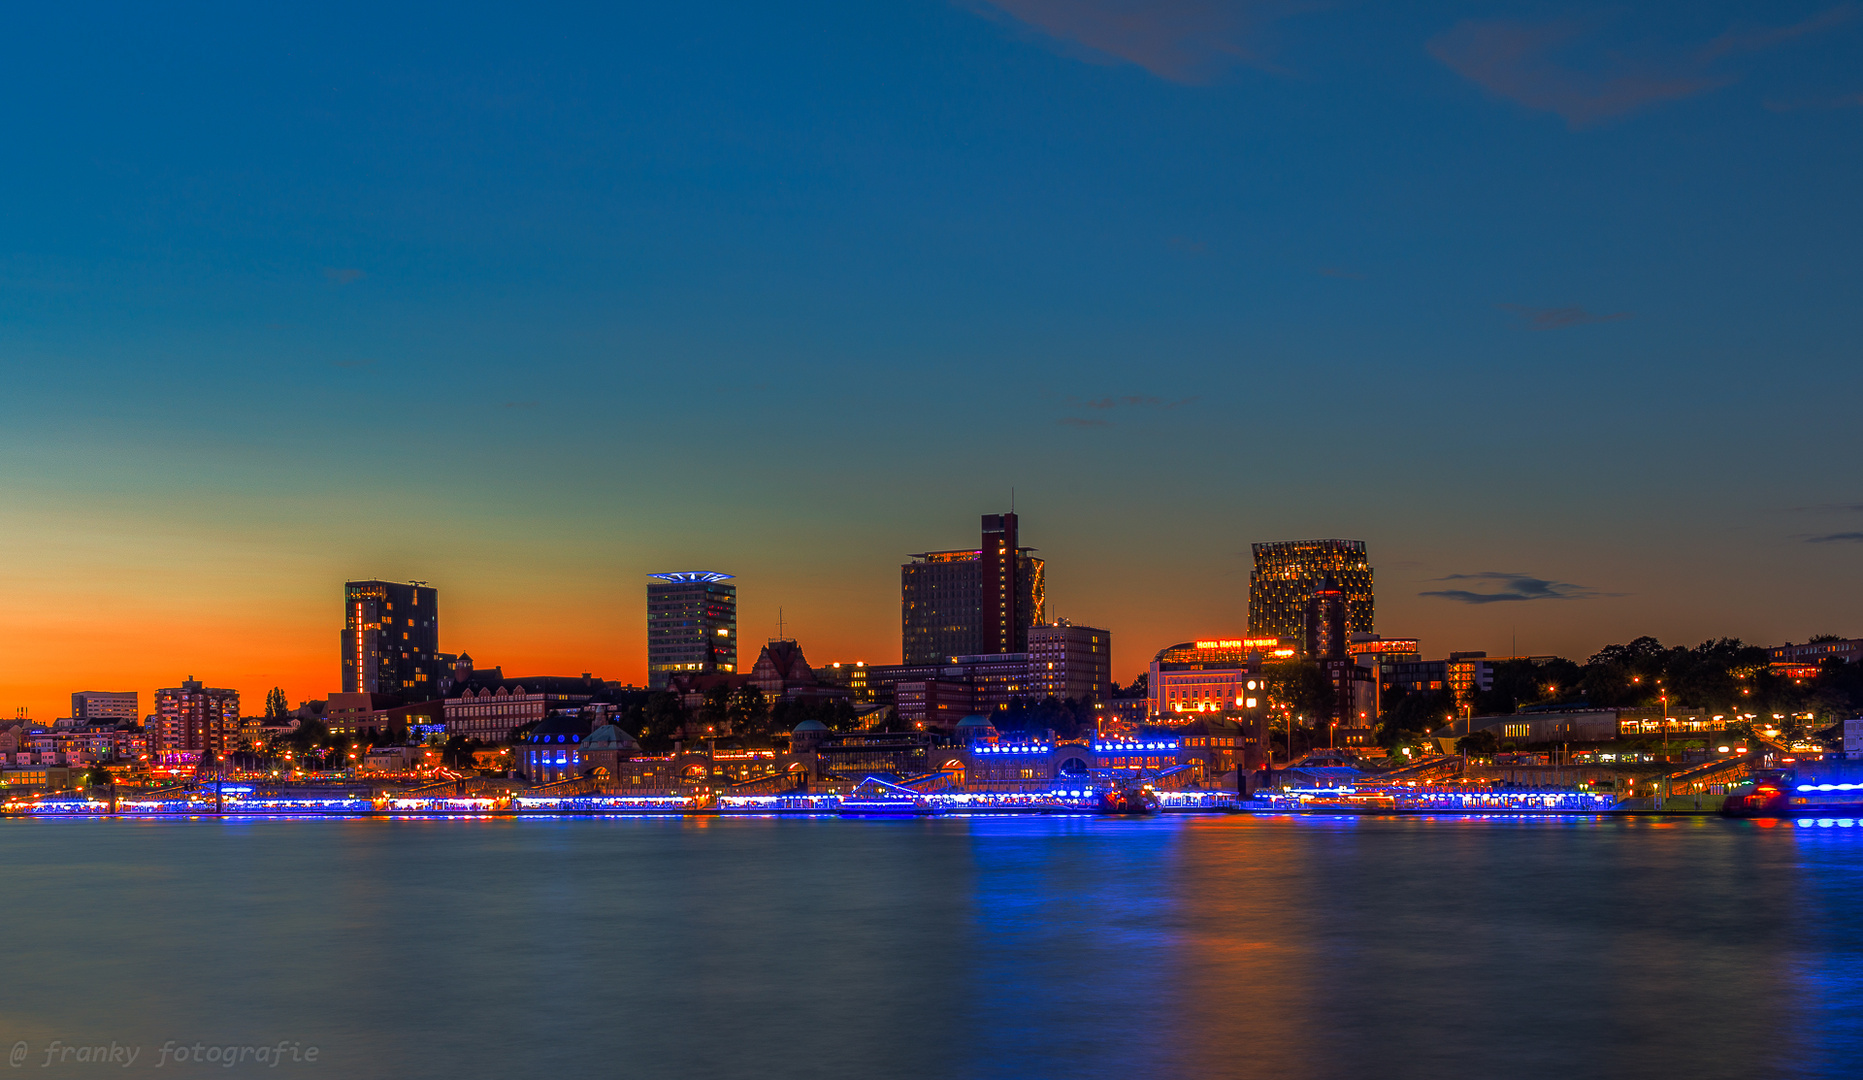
[
  {"xmin": 580, "ymin": 722, "xmax": 642, "ymax": 783},
  {"xmin": 955, "ymin": 715, "xmax": 999, "ymax": 745},
  {"xmin": 790, "ymin": 718, "xmax": 830, "ymax": 753}
]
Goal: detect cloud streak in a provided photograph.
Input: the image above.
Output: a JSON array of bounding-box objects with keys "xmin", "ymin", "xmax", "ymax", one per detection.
[
  {"xmin": 1498, "ymin": 303, "xmax": 1631, "ymax": 330},
  {"xmin": 1808, "ymin": 532, "xmax": 1863, "ymax": 543},
  {"xmin": 1421, "ymin": 571, "xmax": 1612, "ymax": 604},
  {"xmin": 969, "ymin": 0, "xmax": 1301, "ymax": 84},
  {"xmin": 323, "ymin": 267, "xmax": 365, "ymax": 284},
  {"xmin": 1429, "ymin": 6, "xmax": 1856, "ymax": 127}
]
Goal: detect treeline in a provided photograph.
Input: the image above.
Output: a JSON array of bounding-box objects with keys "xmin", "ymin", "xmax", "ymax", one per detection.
[{"xmin": 1375, "ymin": 636, "xmax": 1863, "ymax": 750}]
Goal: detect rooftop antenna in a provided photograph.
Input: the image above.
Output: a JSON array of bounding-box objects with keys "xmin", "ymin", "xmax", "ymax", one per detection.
[
  {"xmin": 1011, "ymin": 487, "xmax": 1015, "ymax": 513},
  {"xmin": 778, "ymin": 607, "xmax": 785, "ymax": 641}
]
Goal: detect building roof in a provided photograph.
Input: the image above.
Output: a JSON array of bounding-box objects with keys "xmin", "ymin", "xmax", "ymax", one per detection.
[
  {"xmin": 792, "ymin": 719, "xmax": 830, "ymax": 733},
  {"xmin": 583, "ymin": 723, "xmax": 641, "ymax": 751},
  {"xmin": 526, "ymin": 714, "xmax": 595, "ymax": 744}
]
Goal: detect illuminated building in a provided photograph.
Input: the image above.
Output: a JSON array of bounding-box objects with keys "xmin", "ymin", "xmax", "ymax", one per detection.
[
  {"xmin": 1247, "ymin": 540, "xmax": 1373, "ymax": 648},
  {"xmin": 445, "ymin": 685, "xmax": 549, "ymax": 743},
  {"xmin": 70, "ymin": 691, "xmax": 137, "ymax": 726},
  {"xmin": 1306, "ymin": 578, "xmax": 1348, "ymax": 661},
  {"xmin": 896, "ymin": 680, "xmax": 975, "ymax": 729},
  {"xmin": 1770, "ymin": 638, "xmax": 1863, "ymax": 675},
  {"xmin": 647, "ymin": 571, "xmax": 737, "ymax": 690},
  {"xmin": 1348, "ymin": 637, "xmax": 1421, "ymax": 667},
  {"xmin": 151, "ymin": 678, "xmax": 239, "ymax": 762},
  {"xmin": 342, "ymin": 580, "xmax": 444, "ymax": 699},
  {"xmin": 1028, "ymin": 623, "xmax": 1112, "ymax": 705},
  {"xmin": 901, "ymin": 513, "xmax": 1045, "ymax": 665},
  {"xmin": 518, "ymin": 714, "xmax": 594, "ymax": 783},
  {"xmin": 1446, "ymin": 652, "xmax": 1496, "ymax": 702},
  {"xmin": 816, "ymin": 661, "xmax": 876, "ymax": 705},
  {"xmin": 1145, "ymin": 639, "xmax": 1284, "ymax": 718}
]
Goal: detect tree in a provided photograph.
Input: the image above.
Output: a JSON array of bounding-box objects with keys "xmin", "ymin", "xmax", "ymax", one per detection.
[
  {"xmin": 441, "ymin": 735, "xmax": 481, "ymax": 768},
  {"xmin": 638, "ymin": 693, "xmax": 688, "ymax": 752},
  {"xmin": 697, "ymin": 684, "xmax": 732, "ymax": 730},
  {"xmin": 1262, "ymin": 660, "xmax": 1333, "ymax": 720},
  {"xmin": 264, "ymin": 687, "xmax": 290, "ymax": 723},
  {"xmin": 1455, "ymin": 729, "xmax": 1500, "ymax": 757},
  {"xmin": 727, "ymin": 685, "xmax": 770, "ymax": 735}
]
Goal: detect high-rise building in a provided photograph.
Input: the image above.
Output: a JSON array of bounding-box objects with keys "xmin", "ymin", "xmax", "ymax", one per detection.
[
  {"xmin": 1305, "ymin": 579, "xmax": 1348, "ymax": 662},
  {"xmin": 1248, "ymin": 540, "xmax": 1373, "ymax": 648},
  {"xmin": 647, "ymin": 572, "xmax": 737, "ymax": 690},
  {"xmin": 342, "ymin": 580, "xmax": 443, "ymax": 699},
  {"xmin": 1028, "ymin": 623, "xmax": 1112, "ymax": 705},
  {"xmin": 151, "ymin": 678, "xmax": 239, "ymax": 760},
  {"xmin": 70, "ymin": 691, "xmax": 138, "ymax": 726},
  {"xmin": 901, "ymin": 513, "xmax": 1045, "ymax": 665}
]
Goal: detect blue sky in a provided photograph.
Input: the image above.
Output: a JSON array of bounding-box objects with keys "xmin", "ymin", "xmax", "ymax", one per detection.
[{"xmin": 1, "ymin": 1, "xmax": 1860, "ymax": 715}]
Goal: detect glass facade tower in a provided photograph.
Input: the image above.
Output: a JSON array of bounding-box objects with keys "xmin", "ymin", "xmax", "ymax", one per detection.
[{"xmin": 1247, "ymin": 540, "xmax": 1373, "ymax": 650}]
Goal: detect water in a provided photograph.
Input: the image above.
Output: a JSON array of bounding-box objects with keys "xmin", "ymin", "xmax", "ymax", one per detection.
[{"xmin": 0, "ymin": 814, "xmax": 1858, "ymax": 1079}]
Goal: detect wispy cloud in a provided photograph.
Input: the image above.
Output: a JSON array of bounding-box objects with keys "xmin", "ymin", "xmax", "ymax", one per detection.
[
  {"xmin": 967, "ymin": 0, "xmax": 1303, "ymax": 84},
  {"xmin": 1059, "ymin": 416, "xmax": 1113, "ymax": 428},
  {"xmin": 1429, "ymin": 6, "xmax": 1857, "ymax": 127},
  {"xmin": 323, "ymin": 267, "xmax": 365, "ymax": 284},
  {"xmin": 1765, "ymin": 91, "xmax": 1863, "ymax": 111},
  {"xmin": 1498, "ymin": 303, "xmax": 1631, "ymax": 330},
  {"xmin": 1792, "ymin": 502, "xmax": 1863, "ymax": 513},
  {"xmin": 1421, "ymin": 571, "xmax": 1612, "ymax": 604},
  {"xmin": 1808, "ymin": 532, "xmax": 1863, "ymax": 543}
]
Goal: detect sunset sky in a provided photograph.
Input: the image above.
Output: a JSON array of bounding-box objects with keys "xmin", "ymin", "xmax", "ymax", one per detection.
[{"xmin": 3, "ymin": 1, "xmax": 1861, "ymax": 720}]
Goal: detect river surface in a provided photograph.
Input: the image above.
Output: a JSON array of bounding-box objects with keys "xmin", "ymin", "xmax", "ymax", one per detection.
[{"xmin": 0, "ymin": 813, "xmax": 1857, "ymax": 1079}]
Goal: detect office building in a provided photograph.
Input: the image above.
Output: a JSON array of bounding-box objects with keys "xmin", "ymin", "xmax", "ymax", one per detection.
[
  {"xmin": 816, "ymin": 661, "xmax": 877, "ymax": 706},
  {"xmin": 1027, "ymin": 623, "xmax": 1112, "ymax": 705},
  {"xmin": 647, "ymin": 572, "xmax": 737, "ymax": 690},
  {"xmin": 70, "ymin": 691, "xmax": 138, "ymax": 726},
  {"xmin": 1248, "ymin": 540, "xmax": 1373, "ymax": 648},
  {"xmin": 150, "ymin": 679, "xmax": 239, "ymax": 761},
  {"xmin": 342, "ymin": 580, "xmax": 445, "ymax": 699},
  {"xmin": 901, "ymin": 512, "xmax": 1045, "ymax": 665}
]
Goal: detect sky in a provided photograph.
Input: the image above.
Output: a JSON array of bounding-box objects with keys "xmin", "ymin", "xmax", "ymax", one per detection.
[{"xmin": 2, "ymin": 1, "xmax": 1861, "ymax": 720}]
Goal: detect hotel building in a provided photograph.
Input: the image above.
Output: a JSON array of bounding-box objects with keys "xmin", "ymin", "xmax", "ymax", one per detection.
[
  {"xmin": 647, "ymin": 572, "xmax": 737, "ymax": 690},
  {"xmin": 342, "ymin": 580, "xmax": 445, "ymax": 699},
  {"xmin": 1248, "ymin": 540, "xmax": 1373, "ymax": 648}
]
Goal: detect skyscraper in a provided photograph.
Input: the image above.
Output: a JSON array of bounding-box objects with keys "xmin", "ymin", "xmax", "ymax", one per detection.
[
  {"xmin": 901, "ymin": 512, "xmax": 1045, "ymax": 665},
  {"xmin": 647, "ymin": 571, "xmax": 737, "ymax": 690},
  {"xmin": 1247, "ymin": 540, "xmax": 1373, "ymax": 647},
  {"xmin": 342, "ymin": 580, "xmax": 444, "ymax": 699}
]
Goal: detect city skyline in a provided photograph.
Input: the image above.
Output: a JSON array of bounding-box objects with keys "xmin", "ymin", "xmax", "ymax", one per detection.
[
  {"xmin": 3, "ymin": 2, "xmax": 1860, "ymax": 719},
  {"xmin": 1, "ymin": 517, "xmax": 1855, "ymax": 724}
]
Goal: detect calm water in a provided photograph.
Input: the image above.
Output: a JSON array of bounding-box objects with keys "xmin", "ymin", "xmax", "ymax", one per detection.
[{"xmin": 0, "ymin": 814, "xmax": 1858, "ymax": 1079}]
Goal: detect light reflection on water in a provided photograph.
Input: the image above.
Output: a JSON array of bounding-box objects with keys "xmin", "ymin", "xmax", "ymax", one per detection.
[{"xmin": 0, "ymin": 815, "xmax": 1853, "ymax": 1079}]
